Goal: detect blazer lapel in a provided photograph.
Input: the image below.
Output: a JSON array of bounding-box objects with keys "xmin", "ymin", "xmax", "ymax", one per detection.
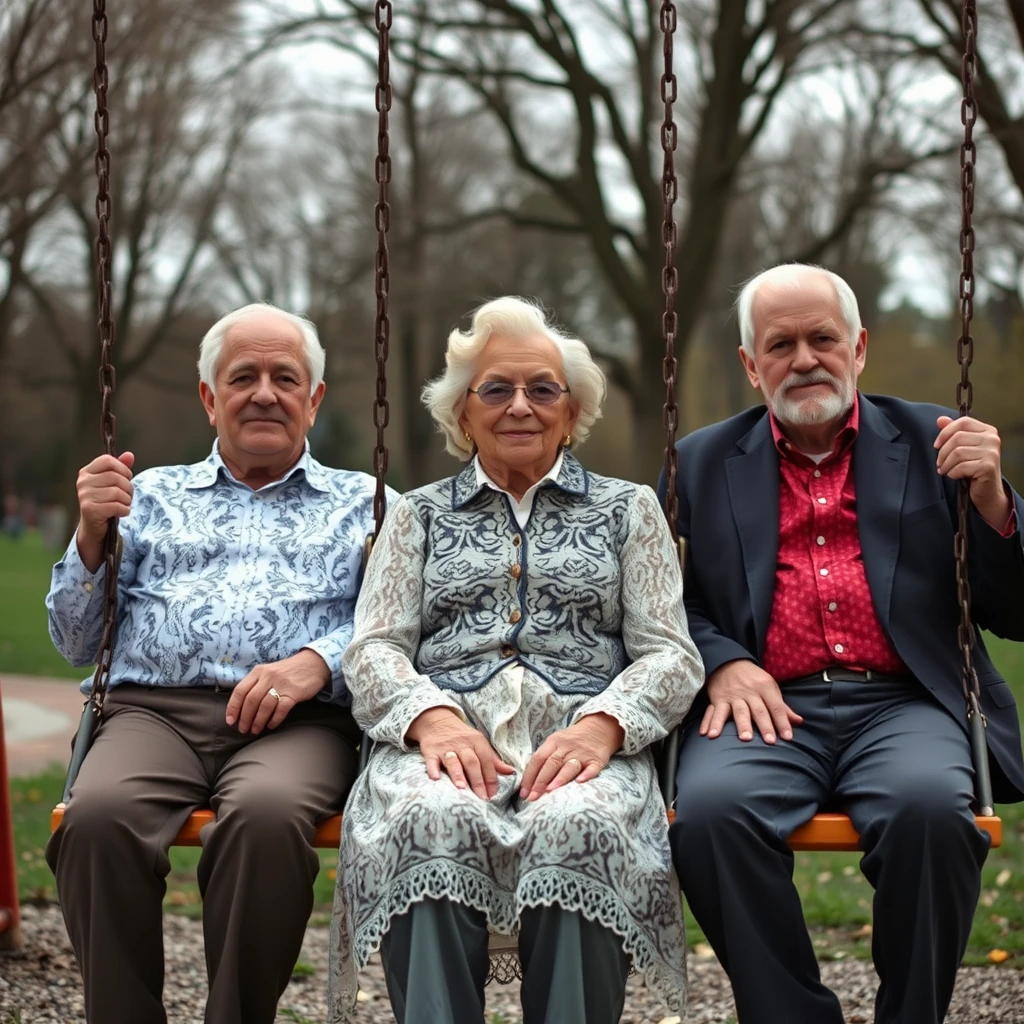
[
  {"xmin": 854, "ymin": 395, "xmax": 909, "ymax": 634},
  {"xmin": 725, "ymin": 414, "xmax": 779, "ymax": 657}
]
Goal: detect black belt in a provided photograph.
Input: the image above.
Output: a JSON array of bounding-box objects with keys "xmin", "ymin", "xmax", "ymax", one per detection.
[{"xmin": 785, "ymin": 668, "xmax": 911, "ymax": 685}]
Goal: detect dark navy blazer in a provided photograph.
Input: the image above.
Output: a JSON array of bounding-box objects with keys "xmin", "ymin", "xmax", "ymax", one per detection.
[{"xmin": 659, "ymin": 393, "xmax": 1024, "ymax": 804}]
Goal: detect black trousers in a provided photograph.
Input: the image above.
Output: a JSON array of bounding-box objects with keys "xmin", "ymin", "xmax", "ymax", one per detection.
[
  {"xmin": 381, "ymin": 898, "xmax": 630, "ymax": 1024},
  {"xmin": 670, "ymin": 676, "xmax": 990, "ymax": 1024}
]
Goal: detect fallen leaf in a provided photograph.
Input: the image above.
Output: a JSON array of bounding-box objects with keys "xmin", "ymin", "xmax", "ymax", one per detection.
[
  {"xmin": 168, "ymin": 891, "xmax": 188, "ymax": 906},
  {"xmin": 326, "ymin": 868, "xmax": 337, "ymax": 880},
  {"xmin": 842, "ymin": 865, "xmax": 856, "ymax": 877},
  {"xmin": 693, "ymin": 943, "xmax": 715, "ymax": 959},
  {"xmin": 852, "ymin": 924, "xmax": 872, "ymax": 940},
  {"xmin": 657, "ymin": 1017, "xmax": 682, "ymax": 1024},
  {"xmin": 816, "ymin": 871, "xmax": 832, "ymax": 884},
  {"xmin": 987, "ymin": 949, "xmax": 1011, "ymax": 964},
  {"xmin": 995, "ymin": 869, "xmax": 1012, "ymax": 888},
  {"xmin": 356, "ymin": 990, "xmax": 371, "ymax": 1003}
]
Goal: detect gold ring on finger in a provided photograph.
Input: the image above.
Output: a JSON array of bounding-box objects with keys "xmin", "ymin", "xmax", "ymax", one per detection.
[
  {"xmin": 268, "ymin": 687, "xmax": 281, "ymax": 701},
  {"xmin": 443, "ymin": 750, "xmax": 459, "ymax": 760},
  {"xmin": 567, "ymin": 758, "xmax": 581, "ymax": 769}
]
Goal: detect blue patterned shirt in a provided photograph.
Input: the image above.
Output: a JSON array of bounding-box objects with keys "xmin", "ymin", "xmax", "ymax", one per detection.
[{"xmin": 46, "ymin": 443, "xmax": 394, "ymax": 704}]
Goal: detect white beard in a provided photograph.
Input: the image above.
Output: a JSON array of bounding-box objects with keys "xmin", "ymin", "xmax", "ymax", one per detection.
[{"xmin": 768, "ymin": 369, "xmax": 854, "ymax": 427}]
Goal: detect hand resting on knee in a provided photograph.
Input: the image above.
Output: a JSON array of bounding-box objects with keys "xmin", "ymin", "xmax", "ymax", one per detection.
[{"xmin": 701, "ymin": 660, "xmax": 804, "ymax": 744}]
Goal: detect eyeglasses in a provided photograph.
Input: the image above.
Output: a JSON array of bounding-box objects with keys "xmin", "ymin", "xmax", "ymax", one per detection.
[{"xmin": 467, "ymin": 381, "xmax": 570, "ymax": 406}]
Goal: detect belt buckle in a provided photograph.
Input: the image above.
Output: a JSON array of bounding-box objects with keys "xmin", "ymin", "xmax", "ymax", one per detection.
[{"xmin": 822, "ymin": 668, "xmax": 831, "ymax": 683}]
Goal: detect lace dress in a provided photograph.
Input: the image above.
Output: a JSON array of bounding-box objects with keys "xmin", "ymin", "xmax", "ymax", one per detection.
[{"xmin": 327, "ymin": 456, "xmax": 704, "ymax": 1021}]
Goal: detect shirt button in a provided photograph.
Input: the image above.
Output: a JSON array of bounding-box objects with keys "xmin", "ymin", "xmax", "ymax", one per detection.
[
  {"xmin": 820, "ymin": 568, "xmax": 829, "ymax": 577},
  {"xmin": 813, "ymin": 469, "xmax": 822, "ymax": 478},
  {"xmin": 83, "ymin": 582, "xmax": 94, "ymax": 593},
  {"xmin": 816, "ymin": 536, "xmax": 826, "ymax": 546},
  {"xmin": 510, "ymin": 564, "xmax": 522, "ymax": 579},
  {"xmin": 512, "ymin": 534, "xmax": 522, "ymax": 546},
  {"xmin": 834, "ymin": 643, "xmax": 844, "ymax": 654},
  {"xmin": 501, "ymin": 644, "xmax": 515, "ymax": 658},
  {"xmin": 818, "ymin": 497, "xmax": 827, "ymax": 505},
  {"xmin": 509, "ymin": 609, "xmax": 522, "ymax": 624},
  {"xmin": 828, "ymin": 602, "xmax": 837, "ymax": 612}
]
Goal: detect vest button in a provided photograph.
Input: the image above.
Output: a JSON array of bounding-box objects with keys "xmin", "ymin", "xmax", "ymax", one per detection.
[
  {"xmin": 512, "ymin": 534, "xmax": 522, "ymax": 546},
  {"xmin": 501, "ymin": 644, "xmax": 515, "ymax": 658},
  {"xmin": 510, "ymin": 563, "xmax": 521, "ymax": 579},
  {"xmin": 509, "ymin": 609, "xmax": 522, "ymax": 624}
]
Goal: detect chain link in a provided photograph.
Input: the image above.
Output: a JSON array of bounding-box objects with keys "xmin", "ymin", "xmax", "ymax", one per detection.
[
  {"xmin": 90, "ymin": 0, "xmax": 120, "ymax": 710},
  {"xmin": 371, "ymin": 1, "xmax": 393, "ymax": 536},
  {"xmin": 954, "ymin": 0, "xmax": 981, "ymax": 718},
  {"xmin": 659, "ymin": 1, "xmax": 680, "ymax": 542}
]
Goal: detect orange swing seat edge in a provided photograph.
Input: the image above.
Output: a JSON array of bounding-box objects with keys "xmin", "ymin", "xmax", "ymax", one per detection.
[{"xmin": 49, "ymin": 804, "xmax": 1002, "ymax": 851}]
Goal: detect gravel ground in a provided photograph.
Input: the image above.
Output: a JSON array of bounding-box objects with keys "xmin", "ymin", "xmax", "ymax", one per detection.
[{"xmin": 1, "ymin": 904, "xmax": 1022, "ymax": 1023}]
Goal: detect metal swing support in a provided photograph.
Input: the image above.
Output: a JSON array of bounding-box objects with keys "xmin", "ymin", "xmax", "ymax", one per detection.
[
  {"xmin": 60, "ymin": 0, "xmax": 121, "ymax": 807},
  {"xmin": 953, "ymin": 0, "xmax": 994, "ymax": 817}
]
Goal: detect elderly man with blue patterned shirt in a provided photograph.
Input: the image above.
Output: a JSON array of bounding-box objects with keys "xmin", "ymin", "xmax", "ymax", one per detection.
[{"xmin": 45, "ymin": 303, "xmax": 391, "ymax": 1024}]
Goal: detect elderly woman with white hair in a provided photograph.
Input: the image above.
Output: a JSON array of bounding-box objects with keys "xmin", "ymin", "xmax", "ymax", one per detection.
[{"xmin": 328, "ymin": 296, "xmax": 704, "ymax": 1024}]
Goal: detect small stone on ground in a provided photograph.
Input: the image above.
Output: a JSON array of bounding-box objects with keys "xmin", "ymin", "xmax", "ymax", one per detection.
[{"xmin": 1, "ymin": 905, "xmax": 1022, "ymax": 1022}]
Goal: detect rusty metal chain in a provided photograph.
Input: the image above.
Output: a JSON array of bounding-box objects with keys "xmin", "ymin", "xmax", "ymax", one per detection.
[
  {"xmin": 371, "ymin": 0, "xmax": 393, "ymax": 536},
  {"xmin": 90, "ymin": 0, "xmax": 120, "ymax": 709},
  {"xmin": 954, "ymin": 0, "xmax": 980, "ymax": 712},
  {"xmin": 659, "ymin": 1, "xmax": 680, "ymax": 543}
]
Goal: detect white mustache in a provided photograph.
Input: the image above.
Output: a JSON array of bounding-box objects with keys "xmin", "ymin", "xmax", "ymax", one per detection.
[{"xmin": 781, "ymin": 370, "xmax": 840, "ymax": 395}]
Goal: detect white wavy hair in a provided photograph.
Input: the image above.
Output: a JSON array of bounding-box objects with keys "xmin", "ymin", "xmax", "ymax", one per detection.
[
  {"xmin": 197, "ymin": 302, "xmax": 326, "ymax": 394},
  {"xmin": 736, "ymin": 264, "xmax": 863, "ymax": 356},
  {"xmin": 422, "ymin": 296, "xmax": 607, "ymax": 461}
]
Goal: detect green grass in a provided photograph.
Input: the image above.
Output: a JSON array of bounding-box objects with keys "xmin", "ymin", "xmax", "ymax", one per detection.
[
  {"xmin": 0, "ymin": 531, "xmax": 88, "ymax": 679},
  {"xmin": 3, "ymin": 529, "xmax": 1023, "ymax": 964}
]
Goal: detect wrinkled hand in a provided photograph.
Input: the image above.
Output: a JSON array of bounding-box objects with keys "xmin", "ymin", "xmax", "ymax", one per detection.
[
  {"xmin": 225, "ymin": 649, "xmax": 330, "ymax": 734},
  {"xmin": 702, "ymin": 660, "xmax": 803, "ymax": 744},
  {"xmin": 406, "ymin": 707, "xmax": 515, "ymax": 800},
  {"xmin": 76, "ymin": 452, "xmax": 135, "ymax": 572},
  {"xmin": 935, "ymin": 415, "xmax": 1010, "ymax": 531},
  {"xmin": 519, "ymin": 712, "xmax": 624, "ymax": 802}
]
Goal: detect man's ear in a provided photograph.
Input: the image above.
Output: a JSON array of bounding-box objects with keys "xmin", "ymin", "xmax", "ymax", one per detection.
[
  {"xmin": 308, "ymin": 381, "xmax": 327, "ymax": 426},
  {"xmin": 739, "ymin": 346, "xmax": 761, "ymax": 391},
  {"xmin": 199, "ymin": 381, "xmax": 217, "ymax": 427}
]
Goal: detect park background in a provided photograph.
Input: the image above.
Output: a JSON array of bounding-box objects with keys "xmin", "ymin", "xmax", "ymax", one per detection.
[{"xmin": 1, "ymin": 0, "xmax": 1023, "ymax": 1002}]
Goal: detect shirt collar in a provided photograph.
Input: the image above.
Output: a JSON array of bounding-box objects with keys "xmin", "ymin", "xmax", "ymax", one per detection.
[
  {"xmin": 452, "ymin": 449, "xmax": 588, "ymax": 509},
  {"xmin": 184, "ymin": 440, "xmax": 329, "ymax": 493},
  {"xmin": 769, "ymin": 391, "xmax": 860, "ymax": 465}
]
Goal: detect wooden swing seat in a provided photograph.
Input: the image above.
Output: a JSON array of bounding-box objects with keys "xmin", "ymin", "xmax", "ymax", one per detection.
[{"xmin": 50, "ymin": 805, "xmax": 1002, "ymax": 851}]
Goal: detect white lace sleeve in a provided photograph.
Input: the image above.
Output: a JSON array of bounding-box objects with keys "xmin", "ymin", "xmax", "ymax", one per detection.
[
  {"xmin": 342, "ymin": 495, "xmax": 466, "ymax": 748},
  {"xmin": 571, "ymin": 484, "xmax": 704, "ymax": 754}
]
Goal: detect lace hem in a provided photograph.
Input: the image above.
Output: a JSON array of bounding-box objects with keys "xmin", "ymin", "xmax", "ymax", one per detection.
[
  {"xmin": 516, "ymin": 865, "xmax": 687, "ymax": 1013},
  {"xmin": 327, "ymin": 859, "xmax": 687, "ymax": 1022}
]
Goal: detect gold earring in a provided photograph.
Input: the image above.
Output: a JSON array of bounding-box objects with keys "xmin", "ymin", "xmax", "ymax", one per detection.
[
  {"xmin": 464, "ymin": 430, "xmax": 473, "ymax": 444},
  {"xmin": 563, "ymin": 434, "xmax": 572, "ymax": 447}
]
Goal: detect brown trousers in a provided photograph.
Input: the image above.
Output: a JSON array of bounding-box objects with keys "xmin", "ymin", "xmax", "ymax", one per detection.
[{"xmin": 46, "ymin": 684, "xmax": 359, "ymax": 1024}]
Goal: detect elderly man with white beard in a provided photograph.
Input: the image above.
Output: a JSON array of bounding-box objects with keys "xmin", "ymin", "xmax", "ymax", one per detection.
[{"xmin": 658, "ymin": 264, "xmax": 1024, "ymax": 1024}]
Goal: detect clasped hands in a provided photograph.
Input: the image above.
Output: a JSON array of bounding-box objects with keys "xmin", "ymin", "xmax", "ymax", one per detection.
[{"xmin": 406, "ymin": 707, "xmax": 624, "ymax": 801}]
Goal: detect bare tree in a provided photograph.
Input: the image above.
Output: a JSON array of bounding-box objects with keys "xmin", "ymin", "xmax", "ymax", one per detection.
[
  {"xmin": 257, "ymin": 0, "xmax": 961, "ymax": 479},
  {"xmin": 7, "ymin": 0, "xmax": 259, "ymax": 521}
]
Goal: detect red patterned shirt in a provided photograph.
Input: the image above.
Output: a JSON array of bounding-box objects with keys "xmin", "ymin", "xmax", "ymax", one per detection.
[{"xmin": 761, "ymin": 395, "xmax": 909, "ymax": 681}]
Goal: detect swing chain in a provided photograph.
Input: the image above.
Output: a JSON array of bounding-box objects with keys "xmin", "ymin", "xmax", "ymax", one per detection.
[
  {"xmin": 371, "ymin": 0, "xmax": 393, "ymax": 536},
  {"xmin": 954, "ymin": 0, "xmax": 981, "ymax": 716},
  {"xmin": 91, "ymin": 0, "xmax": 120, "ymax": 709},
  {"xmin": 659, "ymin": 1, "xmax": 680, "ymax": 543}
]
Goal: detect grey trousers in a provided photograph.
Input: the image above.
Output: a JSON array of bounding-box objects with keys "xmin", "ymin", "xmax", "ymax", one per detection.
[
  {"xmin": 46, "ymin": 684, "xmax": 359, "ymax": 1024},
  {"xmin": 670, "ymin": 676, "xmax": 991, "ymax": 1024},
  {"xmin": 381, "ymin": 898, "xmax": 630, "ymax": 1024}
]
